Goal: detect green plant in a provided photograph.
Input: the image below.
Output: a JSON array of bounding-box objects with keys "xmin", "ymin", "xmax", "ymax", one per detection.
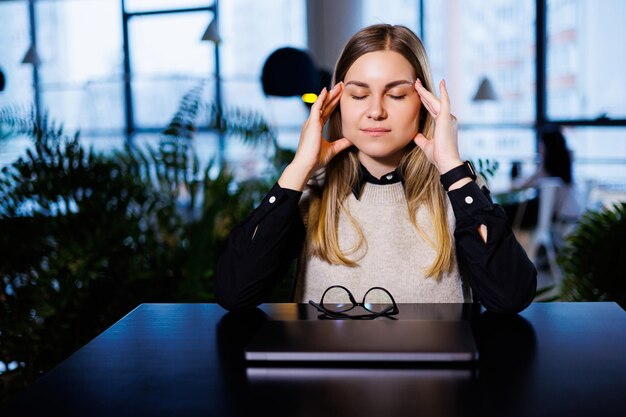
[
  {"xmin": 558, "ymin": 203, "xmax": 626, "ymax": 309},
  {"xmin": 0, "ymin": 91, "xmax": 285, "ymax": 404},
  {"xmin": 471, "ymin": 158, "xmax": 499, "ymax": 184}
]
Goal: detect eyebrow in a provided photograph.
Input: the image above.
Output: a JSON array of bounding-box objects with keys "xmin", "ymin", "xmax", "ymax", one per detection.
[{"xmin": 344, "ymin": 80, "xmax": 413, "ymax": 89}]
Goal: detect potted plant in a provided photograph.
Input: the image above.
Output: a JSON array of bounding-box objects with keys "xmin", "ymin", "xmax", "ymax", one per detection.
[
  {"xmin": 0, "ymin": 88, "xmax": 285, "ymax": 403},
  {"xmin": 558, "ymin": 203, "xmax": 626, "ymax": 309}
]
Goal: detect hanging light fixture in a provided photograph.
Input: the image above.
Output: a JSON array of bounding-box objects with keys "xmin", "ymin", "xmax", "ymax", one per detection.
[
  {"xmin": 201, "ymin": 17, "xmax": 220, "ymax": 44},
  {"xmin": 472, "ymin": 76, "xmax": 498, "ymax": 101},
  {"xmin": 21, "ymin": 44, "xmax": 41, "ymax": 65},
  {"xmin": 0, "ymin": 67, "xmax": 6, "ymax": 92}
]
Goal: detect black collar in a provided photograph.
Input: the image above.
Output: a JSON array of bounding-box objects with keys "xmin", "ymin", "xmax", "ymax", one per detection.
[{"xmin": 352, "ymin": 164, "xmax": 404, "ymax": 200}]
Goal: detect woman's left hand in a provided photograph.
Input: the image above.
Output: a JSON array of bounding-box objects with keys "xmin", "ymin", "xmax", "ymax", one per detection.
[{"xmin": 413, "ymin": 79, "xmax": 464, "ymax": 174}]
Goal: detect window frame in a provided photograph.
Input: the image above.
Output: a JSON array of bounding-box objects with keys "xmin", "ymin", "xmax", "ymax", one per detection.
[{"xmin": 19, "ymin": 0, "xmax": 626, "ymax": 145}]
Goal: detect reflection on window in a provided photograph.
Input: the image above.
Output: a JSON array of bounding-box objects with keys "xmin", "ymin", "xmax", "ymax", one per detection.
[
  {"xmin": 424, "ymin": 0, "xmax": 535, "ymax": 124},
  {"xmin": 547, "ymin": 0, "xmax": 626, "ymax": 120}
]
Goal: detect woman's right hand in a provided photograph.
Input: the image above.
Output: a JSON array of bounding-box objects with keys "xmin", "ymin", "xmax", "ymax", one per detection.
[{"xmin": 278, "ymin": 82, "xmax": 353, "ymax": 191}]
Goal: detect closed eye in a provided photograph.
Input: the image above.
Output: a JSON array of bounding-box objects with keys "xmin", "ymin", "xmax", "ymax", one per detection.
[{"xmin": 350, "ymin": 94, "xmax": 406, "ymax": 100}]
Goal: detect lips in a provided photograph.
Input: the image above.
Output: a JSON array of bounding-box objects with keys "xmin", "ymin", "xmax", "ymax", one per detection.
[{"xmin": 361, "ymin": 127, "xmax": 391, "ymax": 137}]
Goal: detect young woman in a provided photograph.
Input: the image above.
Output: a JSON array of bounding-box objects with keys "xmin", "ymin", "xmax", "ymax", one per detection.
[
  {"xmin": 504, "ymin": 128, "xmax": 581, "ymax": 230},
  {"xmin": 518, "ymin": 128, "xmax": 581, "ymax": 222},
  {"xmin": 215, "ymin": 24, "xmax": 536, "ymax": 314}
]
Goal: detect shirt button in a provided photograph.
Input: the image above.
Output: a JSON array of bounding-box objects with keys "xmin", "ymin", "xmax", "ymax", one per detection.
[
  {"xmin": 465, "ymin": 196, "xmax": 474, "ymax": 204},
  {"xmin": 386, "ymin": 174, "xmax": 393, "ymax": 180},
  {"xmin": 269, "ymin": 196, "xmax": 276, "ymax": 204}
]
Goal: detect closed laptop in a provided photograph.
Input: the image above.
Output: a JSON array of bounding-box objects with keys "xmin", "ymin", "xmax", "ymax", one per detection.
[{"xmin": 245, "ymin": 319, "xmax": 479, "ymax": 362}]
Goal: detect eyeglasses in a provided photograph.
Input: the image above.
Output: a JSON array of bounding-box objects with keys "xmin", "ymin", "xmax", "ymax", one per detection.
[{"xmin": 308, "ymin": 285, "xmax": 399, "ymax": 320}]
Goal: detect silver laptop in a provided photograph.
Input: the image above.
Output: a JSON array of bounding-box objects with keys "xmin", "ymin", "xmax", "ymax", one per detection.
[{"xmin": 244, "ymin": 319, "xmax": 479, "ymax": 362}]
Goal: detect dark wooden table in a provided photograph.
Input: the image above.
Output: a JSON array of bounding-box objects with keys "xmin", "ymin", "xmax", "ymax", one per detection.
[{"xmin": 3, "ymin": 302, "xmax": 626, "ymax": 417}]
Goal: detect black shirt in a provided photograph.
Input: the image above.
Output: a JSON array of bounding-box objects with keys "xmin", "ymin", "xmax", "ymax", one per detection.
[{"xmin": 215, "ymin": 167, "xmax": 537, "ymax": 314}]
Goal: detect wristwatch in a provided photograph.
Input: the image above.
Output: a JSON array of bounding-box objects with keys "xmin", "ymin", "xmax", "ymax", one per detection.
[{"xmin": 440, "ymin": 160, "xmax": 477, "ymax": 191}]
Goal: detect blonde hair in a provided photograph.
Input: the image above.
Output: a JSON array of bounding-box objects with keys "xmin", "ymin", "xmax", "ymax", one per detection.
[{"xmin": 306, "ymin": 24, "xmax": 454, "ymax": 279}]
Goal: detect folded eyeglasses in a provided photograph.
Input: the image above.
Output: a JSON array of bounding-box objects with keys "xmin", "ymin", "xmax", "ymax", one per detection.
[{"xmin": 308, "ymin": 285, "xmax": 399, "ymax": 320}]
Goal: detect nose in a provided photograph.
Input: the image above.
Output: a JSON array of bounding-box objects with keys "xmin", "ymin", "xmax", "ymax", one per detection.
[{"xmin": 367, "ymin": 97, "xmax": 387, "ymax": 120}]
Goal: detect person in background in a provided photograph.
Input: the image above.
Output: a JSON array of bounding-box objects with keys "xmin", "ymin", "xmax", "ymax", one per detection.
[
  {"xmin": 507, "ymin": 128, "xmax": 581, "ymax": 228},
  {"xmin": 215, "ymin": 24, "xmax": 536, "ymax": 314}
]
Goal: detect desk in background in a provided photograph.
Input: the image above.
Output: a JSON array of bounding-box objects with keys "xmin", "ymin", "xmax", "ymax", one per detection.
[{"xmin": 2, "ymin": 302, "xmax": 626, "ymax": 417}]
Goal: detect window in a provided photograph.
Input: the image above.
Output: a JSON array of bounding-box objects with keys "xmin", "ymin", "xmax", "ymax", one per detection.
[
  {"xmin": 424, "ymin": 0, "xmax": 535, "ymax": 124},
  {"xmin": 1, "ymin": 1, "xmax": 43, "ymax": 169},
  {"xmin": 129, "ymin": 11, "xmax": 214, "ymax": 128},
  {"xmin": 547, "ymin": 0, "xmax": 626, "ymax": 120},
  {"xmin": 36, "ymin": 0, "xmax": 124, "ymax": 132},
  {"xmin": 362, "ymin": 0, "xmax": 420, "ymax": 30},
  {"xmin": 565, "ymin": 127, "xmax": 626, "ymax": 181},
  {"xmin": 424, "ymin": 0, "xmax": 536, "ymax": 187},
  {"xmin": 124, "ymin": 0, "xmax": 210, "ymax": 13},
  {"xmin": 0, "ymin": 1, "xmax": 34, "ymax": 108},
  {"xmin": 458, "ymin": 128, "xmax": 536, "ymax": 192},
  {"xmin": 218, "ymin": 0, "xmax": 307, "ymax": 154}
]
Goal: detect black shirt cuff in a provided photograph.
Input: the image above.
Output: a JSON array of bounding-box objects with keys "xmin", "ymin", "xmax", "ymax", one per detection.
[
  {"xmin": 248, "ymin": 182, "xmax": 303, "ymax": 225},
  {"xmin": 446, "ymin": 181, "xmax": 494, "ymax": 221}
]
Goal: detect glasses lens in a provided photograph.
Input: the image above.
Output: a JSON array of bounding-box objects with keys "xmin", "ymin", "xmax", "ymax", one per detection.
[
  {"xmin": 321, "ymin": 286, "xmax": 354, "ymax": 313},
  {"xmin": 363, "ymin": 288, "xmax": 395, "ymax": 313}
]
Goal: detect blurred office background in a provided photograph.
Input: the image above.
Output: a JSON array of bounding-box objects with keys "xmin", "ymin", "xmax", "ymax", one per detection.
[
  {"xmin": 1, "ymin": 0, "xmax": 626, "ymax": 404},
  {"xmin": 2, "ymin": 0, "xmax": 626, "ymax": 189}
]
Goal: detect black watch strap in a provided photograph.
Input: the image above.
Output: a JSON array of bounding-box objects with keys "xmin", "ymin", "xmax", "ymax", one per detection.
[{"xmin": 440, "ymin": 161, "xmax": 477, "ymax": 191}]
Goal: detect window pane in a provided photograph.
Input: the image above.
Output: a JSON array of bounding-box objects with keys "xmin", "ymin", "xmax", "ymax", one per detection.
[
  {"xmin": 565, "ymin": 127, "xmax": 626, "ymax": 180},
  {"xmin": 36, "ymin": 0, "xmax": 124, "ymax": 132},
  {"xmin": 41, "ymin": 79, "xmax": 124, "ymax": 133},
  {"xmin": 547, "ymin": 0, "xmax": 626, "ymax": 120},
  {"xmin": 0, "ymin": 1, "xmax": 34, "ymax": 107},
  {"xmin": 458, "ymin": 128, "xmax": 536, "ymax": 192},
  {"xmin": 362, "ymin": 0, "xmax": 420, "ymax": 30},
  {"xmin": 129, "ymin": 12, "xmax": 215, "ymax": 128},
  {"xmin": 125, "ymin": 0, "xmax": 212, "ymax": 13},
  {"xmin": 218, "ymin": 0, "xmax": 307, "ymax": 149},
  {"xmin": 219, "ymin": 0, "xmax": 306, "ymax": 79},
  {"xmin": 424, "ymin": 0, "xmax": 535, "ymax": 124},
  {"xmin": 563, "ymin": 127, "xmax": 626, "ymax": 209}
]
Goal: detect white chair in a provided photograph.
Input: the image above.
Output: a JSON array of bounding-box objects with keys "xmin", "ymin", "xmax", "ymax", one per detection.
[{"xmin": 528, "ymin": 177, "xmax": 563, "ymax": 281}]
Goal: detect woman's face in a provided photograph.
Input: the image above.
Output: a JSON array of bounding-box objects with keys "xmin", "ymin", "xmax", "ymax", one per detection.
[{"xmin": 340, "ymin": 50, "xmax": 421, "ymax": 170}]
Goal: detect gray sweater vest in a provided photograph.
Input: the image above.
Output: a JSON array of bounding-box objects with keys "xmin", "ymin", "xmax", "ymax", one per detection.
[{"xmin": 294, "ymin": 181, "xmax": 472, "ymax": 304}]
